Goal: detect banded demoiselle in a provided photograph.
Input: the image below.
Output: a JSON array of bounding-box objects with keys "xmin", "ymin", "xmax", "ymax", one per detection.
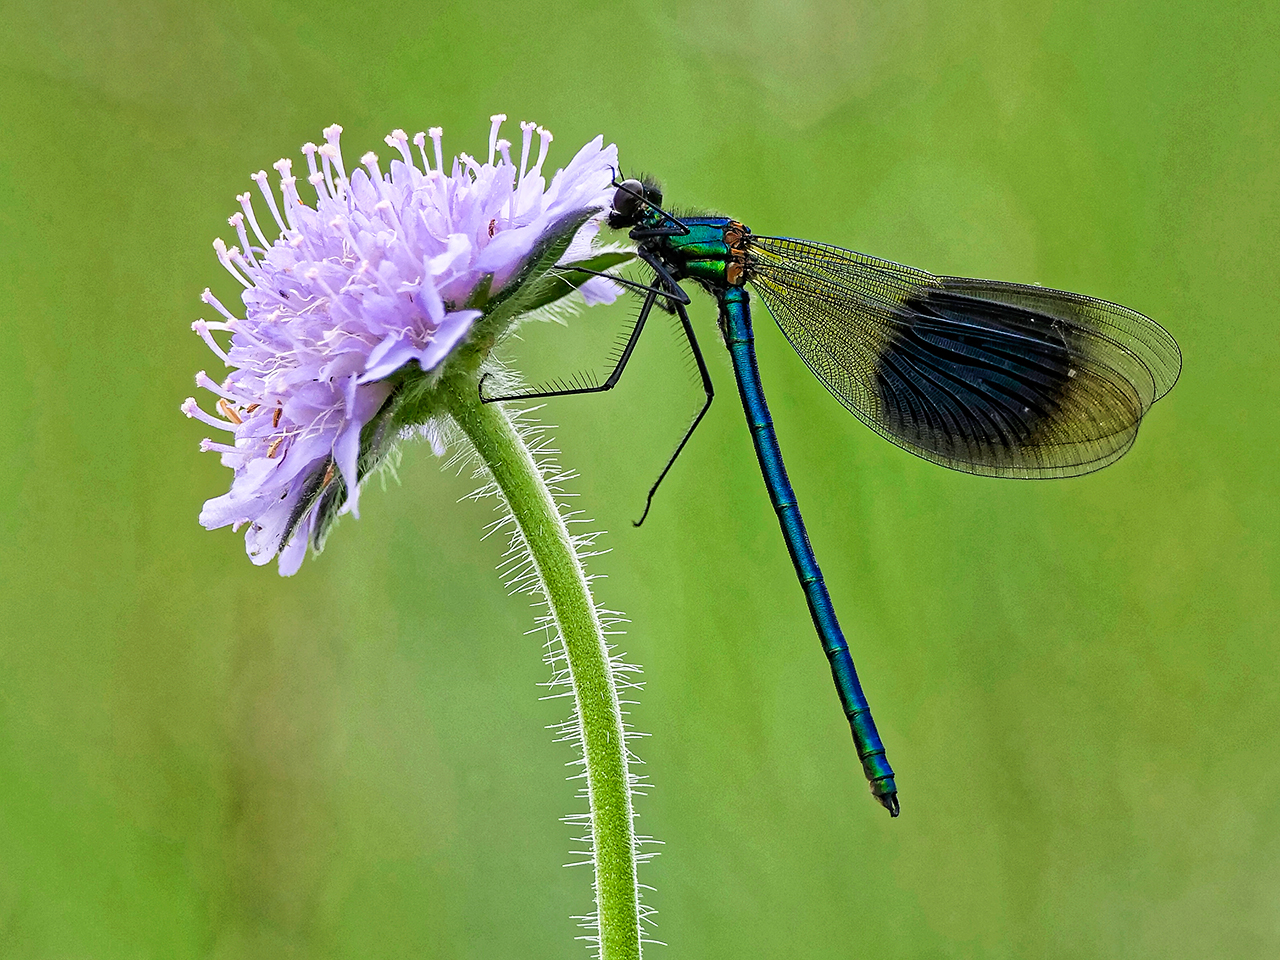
[{"xmin": 486, "ymin": 177, "xmax": 1181, "ymax": 816}]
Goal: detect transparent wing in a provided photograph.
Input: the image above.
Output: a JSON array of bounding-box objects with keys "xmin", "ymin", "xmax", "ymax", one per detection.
[{"xmin": 747, "ymin": 235, "xmax": 1181, "ymax": 478}]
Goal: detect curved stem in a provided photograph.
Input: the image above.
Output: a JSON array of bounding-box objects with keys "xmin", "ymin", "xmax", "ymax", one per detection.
[{"xmin": 441, "ymin": 377, "xmax": 641, "ymax": 960}]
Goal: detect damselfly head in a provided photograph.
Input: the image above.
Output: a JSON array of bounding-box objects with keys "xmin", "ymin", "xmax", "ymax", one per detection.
[
  {"xmin": 607, "ymin": 176, "xmax": 663, "ymax": 229},
  {"xmin": 612, "ymin": 179, "xmax": 645, "ymax": 217}
]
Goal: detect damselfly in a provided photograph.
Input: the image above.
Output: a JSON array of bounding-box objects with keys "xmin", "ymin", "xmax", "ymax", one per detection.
[{"xmin": 485, "ymin": 177, "xmax": 1181, "ymax": 816}]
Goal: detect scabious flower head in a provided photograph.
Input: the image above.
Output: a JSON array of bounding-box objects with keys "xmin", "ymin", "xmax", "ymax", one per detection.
[{"xmin": 183, "ymin": 116, "xmax": 622, "ymax": 575}]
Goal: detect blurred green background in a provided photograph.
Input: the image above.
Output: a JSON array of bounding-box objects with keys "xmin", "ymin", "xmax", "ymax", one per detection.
[{"xmin": 2, "ymin": 0, "xmax": 1277, "ymax": 957}]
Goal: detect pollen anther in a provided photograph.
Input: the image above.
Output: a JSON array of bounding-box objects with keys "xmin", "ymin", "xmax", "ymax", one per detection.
[{"xmin": 217, "ymin": 398, "xmax": 244, "ymax": 424}]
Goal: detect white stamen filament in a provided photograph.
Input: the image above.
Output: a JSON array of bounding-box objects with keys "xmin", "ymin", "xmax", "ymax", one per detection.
[
  {"xmin": 237, "ymin": 192, "xmax": 271, "ymax": 248},
  {"xmin": 532, "ymin": 126, "xmax": 553, "ymax": 177},
  {"xmin": 195, "ymin": 370, "xmax": 250, "ymax": 402},
  {"xmin": 412, "ymin": 131, "xmax": 431, "ymax": 172},
  {"xmin": 519, "ymin": 121, "xmax": 536, "ymax": 183},
  {"xmin": 300, "ymin": 142, "xmax": 325, "ymax": 199},
  {"xmin": 200, "ymin": 438, "xmax": 240, "ymax": 455},
  {"xmin": 222, "ymin": 319, "xmax": 275, "ymax": 354},
  {"xmin": 458, "ymin": 152, "xmax": 481, "ymax": 178},
  {"xmin": 362, "ymin": 152, "xmax": 398, "ymax": 216},
  {"xmin": 251, "ymin": 170, "xmax": 288, "ymax": 234},
  {"xmin": 488, "ymin": 114, "xmax": 507, "ymax": 165},
  {"xmin": 278, "ymin": 175, "xmax": 304, "ymax": 232},
  {"xmin": 322, "ymin": 124, "xmax": 347, "ymax": 182},
  {"xmin": 385, "ymin": 129, "xmax": 414, "ymax": 166},
  {"xmin": 318, "ymin": 143, "xmax": 338, "ymax": 199},
  {"xmin": 213, "ymin": 239, "xmax": 251, "ymax": 287},
  {"xmin": 228, "ymin": 213, "xmax": 258, "ymax": 267},
  {"xmin": 496, "ymin": 138, "xmax": 513, "ymax": 168},
  {"xmin": 182, "ymin": 397, "xmax": 236, "ymax": 431},
  {"xmin": 228, "ymin": 246, "xmax": 259, "ymax": 282},
  {"xmin": 201, "ymin": 287, "xmax": 238, "ymax": 322},
  {"xmin": 428, "ymin": 127, "xmax": 444, "ymax": 174}
]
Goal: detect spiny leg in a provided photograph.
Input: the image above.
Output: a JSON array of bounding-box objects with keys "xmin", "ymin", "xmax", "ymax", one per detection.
[
  {"xmin": 480, "ymin": 284, "xmax": 663, "ymax": 404},
  {"xmin": 633, "ymin": 296, "xmax": 715, "ymax": 527},
  {"xmin": 547, "ymin": 263, "xmax": 688, "ymax": 304}
]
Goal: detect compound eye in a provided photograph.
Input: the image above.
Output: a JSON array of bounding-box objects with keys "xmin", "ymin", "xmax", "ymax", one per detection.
[
  {"xmin": 647, "ymin": 184, "xmax": 663, "ymax": 208},
  {"xmin": 613, "ymin": 179, "xmax": 645, "ymax": 217}
]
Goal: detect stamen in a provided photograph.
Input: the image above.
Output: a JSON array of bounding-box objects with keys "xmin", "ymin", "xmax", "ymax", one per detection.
[
  {"xmin": 266, "ymin": 437, "xmax": 284, "ymax": 458},
  {"xmin": 228, "ymin": 245, "xmax": 260, "ymax": 283},
  {"xmin": 201, "ymin": 287, "xmax": 238, "ymax": 322},
  {"xmin": 251, "ymin": 170, "xmax": 287, "ymax": 234},
  {"xmin": 428, "ymin": 127, "xmax": 444, "ymax": 174},
  {"xmin": 458, "ymin": 152, "xmax": 481, "ymax": 178},
  {"xmin": 322, "ymin": 461, "xmax": 335, "ymax": 486},
  {"xmin": 322, "ymin": 124, "xmax": 347, "ymax": 182},
  {"xmin": 272, "ymin": 406, "xmax": 282, "ymax": 428},
  {"xmin": 301, "ymin": 142, "xmax": 323, "ymax": 197},
  {"xmin": 213, "ymin": 239, "xmax": 251, "ymax": 287},
  {"xmin": 194, "ymin": 370, "xmax": 236, "ymax": 400},
  {"xmin": 217, "ymin": 398, "xmax": 244, "ymax": 424},
  {"xmin": 412, "ymin": 131, "xmax": 431, "ymax": 172},
  {"xmin": 532, "ymin": 126, "xmax": 553, "ymax": 177},
  {"xmin": 220, "ymin": 319, "xmax": 272, "ymax": 354},
  {"xmin": 237, "ymin": 192, "xmax": 270, "ymax": 248},
  {"xmin": 277, "ymin": 174, "xmax": 303, "ymax": 232},
  {"xmin": 496, "ymin": 138, "xmax": 513, "ymax": 167},
  {"xmin": 200, "ymin": 438, "xmax": 239, "ymax": 455},
  {"xmin": 361, "ymin": 152, "xmax": 396, "ymax": 211},
  {"xmin": 194, "ymin": 372, "xmax": 258, "ymax": 407},
  {"xmin": 318, "ymin": 144, "xmax": 338, "ymax": 199},
  {"xmin": 518, "ymin": 121, "xmax": 536, "ymax": 182},
  {"xmin": 182, "ymin": 397, "xmax": 236, "ymax": 431},
  {"xmin": 488, "ymin": 114, "xmax": 507, "ymax": 165},
  {"xmin": 384, "ymin": 129, "xmax": 414, "ymax": 166},
  {"xmin": 228, "ymin": 212, "xmax": 258, "ymax": 266}
]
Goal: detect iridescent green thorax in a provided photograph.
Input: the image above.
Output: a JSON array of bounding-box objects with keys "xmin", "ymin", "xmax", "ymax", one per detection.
[{"xmin": 639, "ymin": 216, "xmax": 753, "ymax": 289}]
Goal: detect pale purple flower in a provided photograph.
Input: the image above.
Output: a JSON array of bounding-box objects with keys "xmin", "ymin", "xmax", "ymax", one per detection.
[{"xmin": 183, "ymin": 116, "xmax": 621, "ymax": 575}]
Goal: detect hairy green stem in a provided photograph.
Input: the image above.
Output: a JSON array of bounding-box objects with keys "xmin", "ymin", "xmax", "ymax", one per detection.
[{"xmin": 441, "ymin": 377, "xmax": 640, "ymax": 960}]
